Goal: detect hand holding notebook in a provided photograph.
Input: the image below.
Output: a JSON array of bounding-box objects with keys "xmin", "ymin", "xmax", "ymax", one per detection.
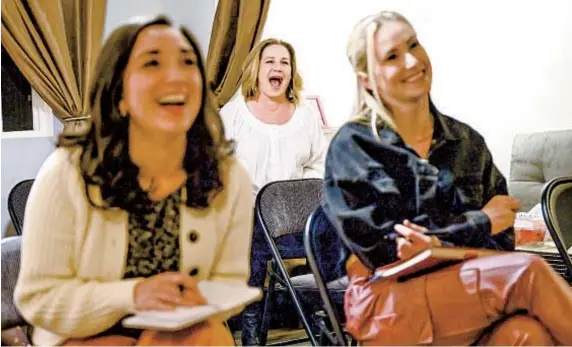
[
  {"xmin": 122, "ymin": 281, "xmax": 262, "ymax": 331},
  {"xmin": 378, "ymin": 222, "xmax": 504, "ymax": 281},
  {"xmin": 370, "ymin": 246, "xmax": 502, "ymax": 282}
]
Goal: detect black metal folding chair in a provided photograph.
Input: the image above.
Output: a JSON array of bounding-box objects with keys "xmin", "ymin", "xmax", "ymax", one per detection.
[
  {"xmin": 7, "ymin": 179, "xmax": 34, "ymax": 235},
  {"xmin": 304, "ymin": 206, "xmax": 350, "ymax": 346},
  {"xmin": 541, "ymin": 175, "xmax": 572, "ymax": 282},
  {"xmin": 255, "ymin": 179, "xmax": 324, "ymax": 346}
]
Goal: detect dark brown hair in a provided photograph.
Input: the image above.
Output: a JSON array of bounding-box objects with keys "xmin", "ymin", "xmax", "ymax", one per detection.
[{"xmin": 58, "ymin": 15, "xmax": 233, "ymax": 212}]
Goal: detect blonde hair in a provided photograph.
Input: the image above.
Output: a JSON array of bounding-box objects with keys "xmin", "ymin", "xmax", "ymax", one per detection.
[
  {"xmin": 241, "ymin": 38, "xmax": 304, "ymax": 104},
  {"xmin": 347, "ymin": 11, "xmax": 413, "ymax": 136}
]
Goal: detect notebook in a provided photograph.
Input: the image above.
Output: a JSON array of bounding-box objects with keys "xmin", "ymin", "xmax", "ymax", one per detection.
[
  {"xmin": 370, "ymin": 247, "xmax": 503, "ymax": 281},
  {"xmin": 122, "ymin": 280, "xmax": 262, "ymax": 331}
]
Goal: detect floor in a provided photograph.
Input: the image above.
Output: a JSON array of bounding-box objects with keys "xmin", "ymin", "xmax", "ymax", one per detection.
[{"xmin": 233, "ymin": 328, "xmax": 310, "ymax": 346}]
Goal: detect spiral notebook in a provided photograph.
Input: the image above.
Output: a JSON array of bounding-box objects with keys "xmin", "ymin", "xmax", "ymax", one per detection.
[{"xmin": 122, "ymin": 281, "xmax": 262, "ymax": 331}]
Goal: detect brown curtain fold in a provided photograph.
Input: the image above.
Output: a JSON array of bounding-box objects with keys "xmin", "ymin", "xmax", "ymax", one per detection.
[
  {"xmin": 206, "ymin": 0, "xmax": 271, "ymax": 108},
  {"xmin": 1, "ymin": 0, "xmax": 107, "ymax": 120}
]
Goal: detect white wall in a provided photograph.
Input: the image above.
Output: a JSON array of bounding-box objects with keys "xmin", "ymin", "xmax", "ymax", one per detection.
[
  {"xmin": 104, "ymin": 0, "xmax": 217, "ymax": 56},
  {"xmin": 262, "ymin": 0, "xmax": 572, "ymax": 176}
]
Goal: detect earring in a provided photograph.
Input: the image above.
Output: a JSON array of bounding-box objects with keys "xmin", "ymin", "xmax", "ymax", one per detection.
[{"xmin": 119, "ymin": 99, "xmax": 128, "ymax": 118}]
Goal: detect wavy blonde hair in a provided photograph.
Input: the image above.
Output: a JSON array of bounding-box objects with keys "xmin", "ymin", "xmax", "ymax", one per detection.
[
  {"xmin": 241, "ymin": 38, "xmax": 304, "ymax": 104},
  {"xmin": 347, "ymin": 11, "xmax": 413, "ymax": 136}
]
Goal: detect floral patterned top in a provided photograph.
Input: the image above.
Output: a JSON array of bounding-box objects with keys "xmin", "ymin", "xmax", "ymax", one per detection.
[{"xmin": 123, "ymin": 189, "xmax": 182, "ymax": 279}]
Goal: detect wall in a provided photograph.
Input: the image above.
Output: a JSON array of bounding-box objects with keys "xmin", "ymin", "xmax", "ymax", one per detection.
[
  {"xmin": 104, "ymin": 0, "xmax": 217, "ymax": 56},
  {"xmin": 1, "ymin": 0, "xmax": 217, "ymax": 236},
  {"xmin": 262, "ymin": 0, "xmax": 572, "ymax": 176},
  {"xmin": 1, "ymin": 119, "xmax": 62, "ymax": 237}
]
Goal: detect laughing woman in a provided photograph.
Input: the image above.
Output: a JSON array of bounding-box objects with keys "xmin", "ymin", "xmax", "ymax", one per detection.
[
  {"xmin": 322, "ymin": 10, "xmax": 572, "ymax": 346},
  {"xmin": 14, "ymin": 15, "xmax": 253, "ymax": 346},
  {"xmin": 220, "ymin": 38, "xmax": 327, "ymax": 345}
]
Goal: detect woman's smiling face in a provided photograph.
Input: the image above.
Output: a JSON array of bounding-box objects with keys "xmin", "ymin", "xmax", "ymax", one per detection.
[
  {"xmin": 119, "ymin": 24, "xmax": 203, "ymax": 135},
  {"xmin": 371, "ymin": 20, "xmax": 432, "ymax": 106}
]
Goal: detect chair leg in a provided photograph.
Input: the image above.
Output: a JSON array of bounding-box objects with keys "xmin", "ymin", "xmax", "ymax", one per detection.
[
  {"xmin": 272, "ymin": 260, "xmax": 318, "ymax": 346},
  {"xmin": 316, "ymin": 315, "xmax": 331, "ymax": 346},
  {"xmin": 259, "ymin": 261, "xmax": 277, "ymax": 346}
]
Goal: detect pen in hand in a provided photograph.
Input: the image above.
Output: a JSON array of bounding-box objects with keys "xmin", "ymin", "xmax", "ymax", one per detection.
[{"xmin": 422, "ymin": 230, "xmax": 450, "ymax": 237}]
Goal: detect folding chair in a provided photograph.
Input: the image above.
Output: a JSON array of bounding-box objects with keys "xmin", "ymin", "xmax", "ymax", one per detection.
[
  {"xmin": 541, "ymin": 175, "xmax": 572, "ymax": 282},
  {"xmin": 255, "ymin": 179, "xmax": 323, "ymax": 346},
  {"xmin": 7, "ymin": 179, "xmax": 34, "ymax": 235},
  {"xmin": 304, "ymin": 206, "xmax": 350, "ymax": 346},
  {"xmin": 1, "ymin": 236, "xmax": 32, "ymax": 346}
]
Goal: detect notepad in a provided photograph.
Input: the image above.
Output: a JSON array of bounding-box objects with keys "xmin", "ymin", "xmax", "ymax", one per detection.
[
  {"xmin": 370, "ymin": 247, "xmax": 502, "ymax": 281},
  {"xmin": 122, "ymin": 280, "xmax": 262, "ymax": 331}
]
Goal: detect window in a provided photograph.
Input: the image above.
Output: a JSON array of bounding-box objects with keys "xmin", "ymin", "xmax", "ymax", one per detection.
[{"xmin": 1, "ymin": 48, "xmax": 54, "ymax": 139}]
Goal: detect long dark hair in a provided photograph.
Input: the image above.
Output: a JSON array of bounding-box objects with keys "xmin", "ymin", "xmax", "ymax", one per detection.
[{"xmin": 58, "ymin": 15, "xmax": 233, "ymax": 213}]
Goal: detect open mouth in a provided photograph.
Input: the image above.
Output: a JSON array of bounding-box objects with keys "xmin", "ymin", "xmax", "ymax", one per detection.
[
  {"xmin": 157, "ymin": 94, "xmax": 187, "ymax": 106},
  {"xmin": 268, "ymin": 76, "xmax": 283, "ymax": 89}
]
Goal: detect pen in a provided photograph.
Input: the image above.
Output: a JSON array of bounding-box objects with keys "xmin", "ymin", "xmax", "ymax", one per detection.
[{"xmin": 422, "ymin": 230, "xmax": 450, "ymax": 236}]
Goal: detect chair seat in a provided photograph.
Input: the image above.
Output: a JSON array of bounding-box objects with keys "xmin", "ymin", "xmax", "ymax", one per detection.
[{"xmin": 279, "ymin": 274, "xmax": 349, "ymax": 292}]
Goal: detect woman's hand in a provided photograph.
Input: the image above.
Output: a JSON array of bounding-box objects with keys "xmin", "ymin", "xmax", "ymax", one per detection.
[
  {"xmin": 133, "ymin": 272, "xmax": 207, "ymax": 311},
  {"xmin": 481, "ymin": 195, "xmax": 521, "ymax": 235},
  {"xmin": 394, "ymin": 220, "xmax": 441, "ymax": 260}
]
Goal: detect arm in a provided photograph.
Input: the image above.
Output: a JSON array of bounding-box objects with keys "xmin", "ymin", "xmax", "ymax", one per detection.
[
  {"xmin": 209, "ymin": 160, "xmax": 254, "ymax": 284},
  {"xmin": 323, "ymin": 125, "xmax": 497, "ymax": 269},
  {"xmin": 478, "ymin": 147, "xmax": 515, "ymax": 251},
  {"xmin": 302, "ymin": 107, "xmax": 327, "ymax": 178},
  {"xmin": 14, "ymin": 150, "xmax": 141, "ymax": 338},
  {"xmin": 208, "ymin": 160, "xmax": 255, "ymax": 320},
  {"xmin": 323, "ymin": 126, "xmax": 407, "ymax": 269}
]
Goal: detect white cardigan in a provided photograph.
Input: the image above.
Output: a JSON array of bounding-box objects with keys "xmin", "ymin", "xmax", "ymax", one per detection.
[
  {"xmin": 14, "ymin": 148, "xmax": 254, "ymax": 346},
  {"xmin": 220, "ymin": 96, "xmax": 327, "ymax": 194}
]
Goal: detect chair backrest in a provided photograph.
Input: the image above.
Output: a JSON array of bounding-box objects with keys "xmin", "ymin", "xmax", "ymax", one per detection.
[
  {"xmin": 304, "ymin": 206, "xmax": 348, "ymax": 346},
  {"xmin": 7, "ymin": 179, "xmax": 34, "ymax": 235},
  {"xmin": 541, "ymin": 175, "xmax": 572, "ymax": 279},
  {"xmin": 1, "ymin": 236, "xmax": 26, "ymax": 330},
  {"xmin": 256, "ymin": 179, "xmax": 323, "ymax": 238}
]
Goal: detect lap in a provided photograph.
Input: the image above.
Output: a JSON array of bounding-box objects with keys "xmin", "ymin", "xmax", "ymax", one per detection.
[
  {"xmin": 344, "ymin": 252, "xmax": 545, "ymax": 346},
  {"xmin": 62, "ymin": 320, "xmax": 234, "ymax": 346},
  {"xmin": 62, "ymin": 335, "xmax": 138, "ymax": 346}
]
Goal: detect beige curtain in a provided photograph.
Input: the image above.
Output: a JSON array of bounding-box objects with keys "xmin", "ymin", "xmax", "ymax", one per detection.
[
  {"xmin": 207, "ymin": 0, "xmax": 271, "ymax": 108},
  {"xmin": 1, "ymin": 0, "xmax": 107, "ymax": 121}
]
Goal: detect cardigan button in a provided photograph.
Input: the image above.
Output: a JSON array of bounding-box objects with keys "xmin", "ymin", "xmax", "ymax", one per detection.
[
  {"xmin": 189, "ymin": 267, "xmax": 200, "ymax": 277},
  {"xmin": 188, "ymin": 230, "xmax": 199, "ymax": 243}
]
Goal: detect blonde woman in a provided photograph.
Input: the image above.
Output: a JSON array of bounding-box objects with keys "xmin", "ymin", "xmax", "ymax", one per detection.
[
  {"xmin": 221, "ymin": 38, "xmax": 326, "ymax": 195},
  {"xmin": 220, "ymin": 38, "xmax": 327, "ymax": 345},
  {"xmin": 322, "ymin": 11, "xmax": 572, "ymax": 346}
]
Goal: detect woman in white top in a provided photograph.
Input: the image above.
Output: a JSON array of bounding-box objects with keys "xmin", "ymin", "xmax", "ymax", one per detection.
[
  {"xmin": 220, "ymin": 38, "xmax": 327, "ymax": 345},
  {"xmin": 220, "ymin": 38, "xmax": 327, "ymax": 195},
  {"xmin": 14, "ymin": 15, "xmax": 253, "ymax": 346}
]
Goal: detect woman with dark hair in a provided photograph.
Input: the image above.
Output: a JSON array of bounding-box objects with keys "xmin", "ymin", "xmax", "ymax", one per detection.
[{"xmin": 14, "ymin": 15, "xmax": 253, "ymax": 346}]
